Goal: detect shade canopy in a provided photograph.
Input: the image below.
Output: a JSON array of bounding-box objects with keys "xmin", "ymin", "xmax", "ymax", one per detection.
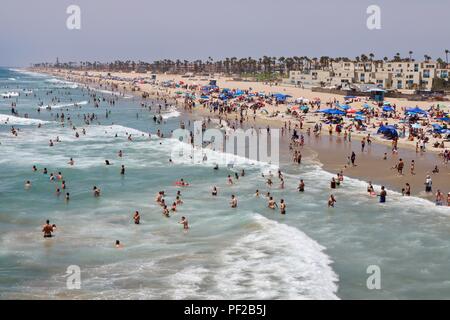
[
  {"xmin": 406, "ymin": 107, "xmax": 427, "ymax": 115},
  {"xmin": 377, "ymin": 125, "xmax": 398, "ymax": 138}
]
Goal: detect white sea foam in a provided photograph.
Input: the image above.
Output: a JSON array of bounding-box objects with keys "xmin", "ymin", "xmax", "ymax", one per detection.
[
  {"xmin": 90, "ymin": 87, "xmax": 133, "ymax": 99},
  {"xmin": 1, "ymin": 91, "xmax": 19, "ymax": 98},
  {"xmin": 8, "ymin": 69, "xmax": 48, "ymax": 78},
  {"xmin": 0, "ymin": 114, "xmax": 50, "ymax": 125},
  {"xmin": 39, "ymin": 100, "xmax": 88, "ymax": 110},
  {"xmin": 161, "ymin": 107, "xmax": 180, "ymax": 119},
  {"xmin": 8, "ymin": 78, "xmax": 17, "ymax": 81},
  {"xmin": 214, "ymin": 214, "xmax": 339, "ymax": 299}
]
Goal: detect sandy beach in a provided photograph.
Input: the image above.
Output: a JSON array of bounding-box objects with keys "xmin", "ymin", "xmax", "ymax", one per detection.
[{"xmin": 31, "ymin": 68, "xmax": 449, "ymax": 200}]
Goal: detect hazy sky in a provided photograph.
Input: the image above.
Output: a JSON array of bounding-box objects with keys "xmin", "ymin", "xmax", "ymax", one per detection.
[{"xmin": 0, "ymin": 0, "xmax": 449, "ymax": 66}]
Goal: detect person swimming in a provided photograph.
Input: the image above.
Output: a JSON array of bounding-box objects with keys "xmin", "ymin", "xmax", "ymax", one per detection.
[
  {"xmin": 93, "ymin": 186, "xmax": 101, "ymax": 197},
  {"xmin": 212, "ymin": 186, "xmax": 218, "ymax": 196},
  {"xmin": 105, "ymin": 160, "xmax": 112, "ymax": 165},
  {"xmin": 24, "ymin": 180, "xmax": 31, "ymax": 189},
  {"xmin": 120, "ymin": 165, "xmax": 125, "ymax": 175},
  {"xmin": 176, "ymin": 178, "xmax": 189, "ymax": 186},
  {"xmin": 115, "ymin": 240, "xmax": 123, "ymax": 248},
  {"xmin": 255, "ymin": 189, "xmax": 260, "ymax": 197}
]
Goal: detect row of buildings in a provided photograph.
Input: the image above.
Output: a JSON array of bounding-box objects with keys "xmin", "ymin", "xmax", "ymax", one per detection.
[{"xmin": 285, "ymin": 60, "xmax": 450, "ymax": 91}]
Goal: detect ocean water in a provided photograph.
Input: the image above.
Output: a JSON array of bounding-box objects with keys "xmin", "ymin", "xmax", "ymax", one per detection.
[{"xmin": 0, "ymin": 68, "xmax": 449, "ymax": 300}]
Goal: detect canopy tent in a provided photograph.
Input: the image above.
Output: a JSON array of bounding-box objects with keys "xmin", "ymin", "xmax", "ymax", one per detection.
[
  {"xmin": 321, "ymin": 109, "xmax": 346, "ymax": 115},
  {"xmin": 432, "ymin": 124, "xmax": 448, "ymax": 134},
  {"xmin": 377, "ymin": 125, "xmax": 398, "ymax": 139},
  {"xmin": 406, "ymin": 107, "xmax": 428, "ymax": 115},
  {"xmin": 272, "ymin": 93, "xmax": 292, "ymax": 102}
]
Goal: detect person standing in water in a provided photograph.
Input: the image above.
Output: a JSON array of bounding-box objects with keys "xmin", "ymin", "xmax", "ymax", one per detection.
[
  {"xmin": 230, "ymin": 195, "xmax": 238, "ymax": 208},
  {"xmin": 280, "ymin": 199, "xmax": 286, "ymax": 215},
  {"xmin": 378, "ymin": 186, "xmax": 387, "ymax": 203},
  {"xmin": 133, "ymin": 211, "xmax": 140, "ymax": 224},
  {"xmin": 298, "ymin": 179, "xmax": 305, "ymax": 192},
  {"xmin": 179, "ymin": 216, "xmax": 189, "ymax": 230},
  {"xmin": 328, "ymin": 195, "xmax": 336, "ymax": 207},
  {"xmin": 42, "ymin": 220, "xmax": 55, "ymax": 238}
]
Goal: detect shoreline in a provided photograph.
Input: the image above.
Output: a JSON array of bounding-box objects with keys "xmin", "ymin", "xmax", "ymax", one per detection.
[{"xmin": 26, "ymin": 67, "xmax": 450, "ymax": 201}]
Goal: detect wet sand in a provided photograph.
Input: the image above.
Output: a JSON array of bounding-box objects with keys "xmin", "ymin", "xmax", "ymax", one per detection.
[{"xmin": 184, "ymin": 107, "xmax": 449, "ymax": 199}]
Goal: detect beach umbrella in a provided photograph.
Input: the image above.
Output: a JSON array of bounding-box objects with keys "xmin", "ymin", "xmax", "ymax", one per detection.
[
  {"xmin": 383, "ymin": 106, "xmax": 394, "ymax": 112},
  {"xmin": 175, "ymin": 91, "xmax": 183, "ymax": 94},
  {"xmin": 346, "ymin": 108, "xmax": 357, "ymax": 114},
  {"xmin": 437, "ymin": 117, "xmax": 450, "ymax": 122},
  {"xmin": 377, "ymin": 125, "xmax": 398, "ymax": 139},
  {"xmin": 261, "ymin": 109, "xmax": 269, "ymax": 115},
  {"xmin": 354, "ymin": 115, "xmax": 365, "ymax": 121},
  {"xmin": 290, "ymin": 106, "xmax": 300, "ymax": 111},
  {"xmin": 411, "ymin": 123, "xmax": 421, "ymax": 129}
]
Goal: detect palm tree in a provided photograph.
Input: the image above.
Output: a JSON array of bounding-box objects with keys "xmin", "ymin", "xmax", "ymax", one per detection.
[
  {"xmin": 445, "ymin": 49, "xmax": 449, "ymax": 65},
  {"xmin": 408, "ymin": 51, "xmax": 413, "ymax": 61}
]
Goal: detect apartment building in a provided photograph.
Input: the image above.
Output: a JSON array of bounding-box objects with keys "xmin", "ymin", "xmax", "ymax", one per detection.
[{"xmin": 286, "ymin": 60, "xmax": 449, "ymax": 91}]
